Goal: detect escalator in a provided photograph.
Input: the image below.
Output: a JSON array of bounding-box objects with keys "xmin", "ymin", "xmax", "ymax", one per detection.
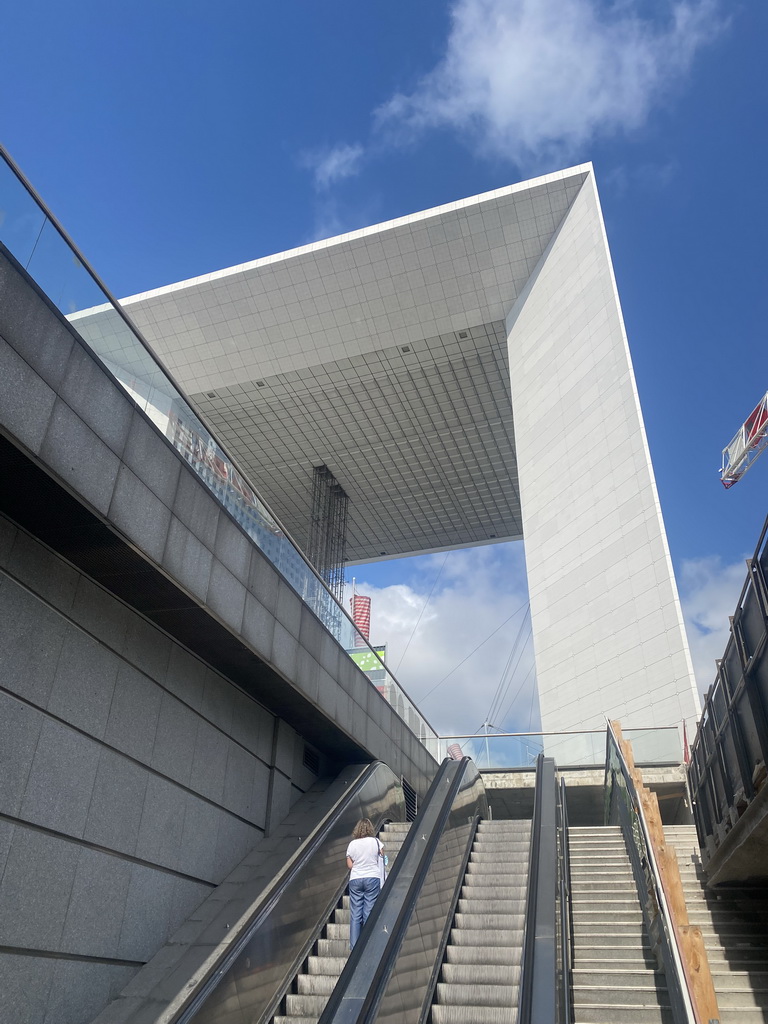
[
  {"xmin": 153, "ymin": 756, "xmax": 556, "ymax": 1024},
  {"xmin": 432, "ymin": 820, "xmax": 530, "ymax": 1024},
  {"xmin": 274, "ymin": 822, "xmax": 411, "ymax": 1024},
  {"xmin": 316, "ymin": 755, "xmax": 556, "ymax": 1024},
  {"xmin": 132, "ymin": 729, "xmax": 745, "ymax": 1024}
]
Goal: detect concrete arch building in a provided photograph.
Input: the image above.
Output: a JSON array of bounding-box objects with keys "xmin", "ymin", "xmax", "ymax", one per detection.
[
  {"xmin": 0, "ymin": 154, "xmax": 706, "ymax": 1023},
  {"xmin": 77, "ymin": 163, "xmax": 701, "ymax": 734}
]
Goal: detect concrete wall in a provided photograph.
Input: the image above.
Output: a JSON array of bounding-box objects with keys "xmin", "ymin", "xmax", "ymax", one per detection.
[
  {"xmin": 506, "ymin": 174, "xmax": 701, "ymax": 734},
  {"xmin": 0, "ymin": 516, "xmax": 322, "ymax": 1023},
  {"xmin": 0, "ymin": 250, "xmax": 437, "ymax": 1024}
]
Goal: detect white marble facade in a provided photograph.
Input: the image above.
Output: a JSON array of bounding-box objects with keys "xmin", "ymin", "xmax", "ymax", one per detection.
[
  {"xmin": 87, "ymin": 164, "xmax": 700, "ymax": 735},
  {"xmin": 506, "ymin": 173, "xmax": 700, "ymax": 732}
]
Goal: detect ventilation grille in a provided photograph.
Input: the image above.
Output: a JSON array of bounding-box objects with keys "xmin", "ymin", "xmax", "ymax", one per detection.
[
  {"xmin": 402, "ymin": 777, "xmax": 418, "ymax": 821},
  {"xmin": 303, "ymin": 745, "xmax": 320, "ymax": 775}
]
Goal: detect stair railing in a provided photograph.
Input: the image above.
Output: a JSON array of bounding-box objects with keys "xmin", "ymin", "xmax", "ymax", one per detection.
[
  {"xmin": 518, "ymin": 753, "xmax": 557, "ymax": 1024},
  {"xmin": 557, "ymin": 776, "xmax": 574, "ymax": 1024},
  {"xmin": 605, "ymin": 721, "xmax": 717, "ymax": 1024}
]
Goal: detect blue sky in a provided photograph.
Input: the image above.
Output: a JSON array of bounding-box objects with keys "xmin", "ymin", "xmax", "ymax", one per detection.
[{"xmin": 2, "ymin": 0, "xmax": 766, "ymax": 734}]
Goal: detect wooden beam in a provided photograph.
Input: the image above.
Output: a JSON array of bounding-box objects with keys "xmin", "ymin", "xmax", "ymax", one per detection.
[{"xmin": 618, "ymin": 726, "xmax": 720, "ymax": 1024}]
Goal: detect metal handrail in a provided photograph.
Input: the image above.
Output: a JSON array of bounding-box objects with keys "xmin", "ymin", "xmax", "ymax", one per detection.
[
  {"xmin": 557, "ymin": 776, "xmax": 574, "ymax": 1024},
  {"xmin": 605, "ymin": 722, "xmax": 696, "ymax": 1024},
  {"xmin": 518, "ymin": 753, "xmax": 557, "ymax": 1024}
]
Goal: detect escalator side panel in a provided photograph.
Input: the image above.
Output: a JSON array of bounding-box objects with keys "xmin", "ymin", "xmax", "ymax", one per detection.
[
  {"xmin": 186, "ymin": 762, "xmax": 405, "ymax": 1024},
  {"xmin": 372, "ymin": 762, "xmax": 487, "ymax": 1024}
]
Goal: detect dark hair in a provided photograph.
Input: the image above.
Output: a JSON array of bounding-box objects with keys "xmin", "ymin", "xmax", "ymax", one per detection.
[{"xmin": 352, "ymin": 818, "xmax": 375, "ymax": 839}]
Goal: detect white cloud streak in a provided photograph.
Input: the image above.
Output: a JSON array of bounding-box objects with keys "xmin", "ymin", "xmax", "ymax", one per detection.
[
  {"xmin": 303, "ymin": 143, "xmax": 365, "ymax": 190},
  {"xmin": 678, "ymin": 554, "xmax": 746, "ymax": 696},
  {"xmin": 305, "ymin": 0, "xmax": 723, "ymax": 192},
  {"xmin": 348, "ymin": 543, "xmax": 538, "ymax": 738},
  {"xmin": 376, "ymin": 0, "xmax": 724, "ymax": 167}
]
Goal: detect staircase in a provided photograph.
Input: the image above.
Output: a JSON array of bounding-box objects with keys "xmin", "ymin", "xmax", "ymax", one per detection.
[
  {"xmin": 665, "ymin": 824, "xmax": 768, "ymax": 1023},
  {"xmin": 569, "ymin": 825, "xmax": 672, "ymax": 1023},
  {"xmin": 273, "ymin": 821, "xmax": 410, "ymax": 1024},
  {"xmin": 431, "ymin": 819, "xmax": 531, "ymax": 1024}
]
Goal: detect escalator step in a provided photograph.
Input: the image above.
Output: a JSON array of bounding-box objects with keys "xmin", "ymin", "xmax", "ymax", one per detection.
[
  {"xmin": 441, "ymin": 963, "xmax": 521, "ymax": 985},
  {"xmin": 285, "ymin": 993, "xmax": 333, "ymax": 1015},
  {"xmin": 297, "ymin": 974, "xmax": 338, "ymax": 996},
  {"xmin": 316, "ymin": 938, "xmax": 348, "ymax": 957},
  {"xmin": 306, "ymin": 955, "xmax": 347, "ymax": 975},
  {"xmin": 445, "ymin": 944, "xmax": 522, "ymax": 966},
  {"xmin": 454, "ymin": 913, "xmax": 525, "ymax": 929},
  {"xmin": 460, "ymin": 885, "xmax": 527, "ymax": 899},
  {"xmin": 436, "ymin": 981, "xmax": 519, "ymax": 1007},
  {"xmin": 449, "ymin": 927, "xmax": 524, "ymax": 947},
  {"xmin": 456, "ymin": 899, "xmax": 525, "ymax": 914},
  {"xmin": 432, "ymin": 1006, "xmax": 516, "ymax": 1023}
]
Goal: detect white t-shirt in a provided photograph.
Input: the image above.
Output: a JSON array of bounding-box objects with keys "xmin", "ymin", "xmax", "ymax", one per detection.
[{"xmin": 346, "ymin": 836, "xmax": 382, "ymax": 879}]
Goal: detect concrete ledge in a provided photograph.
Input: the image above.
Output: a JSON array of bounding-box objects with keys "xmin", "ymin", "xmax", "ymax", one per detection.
[{"xmin": 705, "ymin": 777, "xmax": 768, "ymax": 885}]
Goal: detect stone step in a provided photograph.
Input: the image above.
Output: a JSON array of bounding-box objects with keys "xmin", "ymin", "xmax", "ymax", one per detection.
[
  {"xmin": 571, "ymin": 865, "xmax": 631, "ymax": 874},
  {"xmin": 572, "ymin": 909, "xmax": 646, "ymax": 922},
  {"xmin": 573, "ymin": 970, "xmax": 663, "ymax": 989},
  {"xmin": 574, "ymin": 955, "xmax": 658, "ymax": 969},
  {"xmin": 712, "ymin": 987, "xmax": 768, "ymax": 1010},
  {"xmin": 572, "ymin": 926, "xmax": 648, "ymax": 943},
  {"xmin": 571, "ymin": 1002, "xmax": 675, "ymax": 1023},
  {"xmin": 573, "ymin": 986, "xmax": 670, "ymax": 1008}
]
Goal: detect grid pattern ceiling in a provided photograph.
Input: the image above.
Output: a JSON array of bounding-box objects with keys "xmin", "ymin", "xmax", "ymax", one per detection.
[
  {"xmin": 193, "ymin": 321, "xmax": 521, "ymax": 562},
  {"xmin": 117, "ymin": 168, "xmax": 590, "ymax": 563}
]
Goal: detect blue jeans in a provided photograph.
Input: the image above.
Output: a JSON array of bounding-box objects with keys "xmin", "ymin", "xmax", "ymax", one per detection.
[{"xmin": 348, "ymin": 876, "xmax": 381, "ymax": 948}]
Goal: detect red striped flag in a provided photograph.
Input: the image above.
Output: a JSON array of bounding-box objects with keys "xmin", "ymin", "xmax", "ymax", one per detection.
[{"xmin": 351, "ymin": 594, "xmax": 371, "ymax": 642}]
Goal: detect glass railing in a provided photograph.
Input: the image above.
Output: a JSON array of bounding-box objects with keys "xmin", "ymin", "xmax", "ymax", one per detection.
[
  {"xmin": 438, "ymin": 727, "xmax": 683, "ymax": 769},
  {"xmin": 0, "ymin": 146, "xmax": 438, "ymax": 753}
]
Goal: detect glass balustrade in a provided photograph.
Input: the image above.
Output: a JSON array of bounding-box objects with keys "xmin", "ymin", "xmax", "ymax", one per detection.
[
  {"xmin": 0, "ymin": 147, "xmax": 438, "ymax": 752},
  {"xmin": 436, "ymin": 727, "xmax": 683, "ymax": 769}
]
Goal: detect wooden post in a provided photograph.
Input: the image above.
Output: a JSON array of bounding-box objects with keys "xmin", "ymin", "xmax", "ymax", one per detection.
[{"xmin": 618, "ymin": 726, "xmax": 720, "ymax": 1024}]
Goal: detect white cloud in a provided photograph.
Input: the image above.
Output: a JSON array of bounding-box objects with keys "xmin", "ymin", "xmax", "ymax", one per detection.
[
  {"xmin": 678, "ymin": 555, "xmax": 746, "ymax": 697},
  {"xmin": 348, "ymin": 542, "xmax": 538, "ymax": 739},
  {"xmin": 300, "ymin": 1, "xmax": 723, "ymax": 195},
  {"xmin": 377, "ymin": 0, "xmax": 723, "ymax": 168},
  {"xmin": 303, "ymin": 143, "xmax": 365, "ymax": 190}
]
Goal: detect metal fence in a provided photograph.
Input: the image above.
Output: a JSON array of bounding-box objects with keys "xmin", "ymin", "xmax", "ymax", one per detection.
[{"xmin": 687, "ymin": 513, "xmax": 768, "ymax": 860}]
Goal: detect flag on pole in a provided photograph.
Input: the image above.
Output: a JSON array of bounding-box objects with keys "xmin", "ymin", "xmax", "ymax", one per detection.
[{"xmin": 351, "ymin": 594, "xmax": 371, "ymax": 643}]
